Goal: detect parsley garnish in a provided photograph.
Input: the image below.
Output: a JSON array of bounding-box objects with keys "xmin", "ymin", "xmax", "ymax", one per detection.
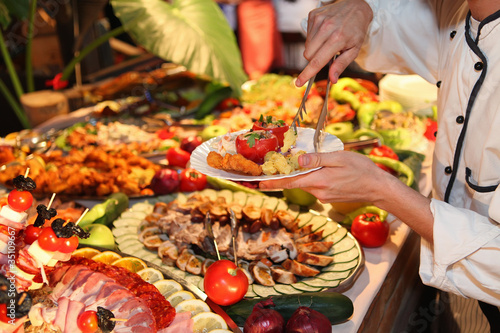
[{"xmin": 244, "ymin": 132, "xmax": 261, "ymax": 148}]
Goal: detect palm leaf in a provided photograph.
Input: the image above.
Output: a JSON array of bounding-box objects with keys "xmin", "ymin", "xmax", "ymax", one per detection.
[{"xmin": 111, "ymin": 0, "xmax": 247, "ymax": 96}]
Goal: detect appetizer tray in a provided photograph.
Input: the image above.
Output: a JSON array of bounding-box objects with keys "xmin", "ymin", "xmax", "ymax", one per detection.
[
  {"xmin": 112, "ymin": 189, "xmax": 364, "ymax": 299},
  {"xmin": 190, "ymin": 128, "xmax": 344, "ymax": 181}
]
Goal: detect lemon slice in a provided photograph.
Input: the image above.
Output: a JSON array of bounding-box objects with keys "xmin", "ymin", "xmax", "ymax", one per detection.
[
  {"xmin": 166, "ymin": 290, "xmax": 195, "ymax": 307},
  {"xmin": 175, "ymin": 299, "xmax": 210, "ymax": 317},
  {"xmin": 192, "ymin": 312, "xmax": 228, "ymax": 333},
  {"xmin": 91, "ymin": 251, "xmax": 122, "ymax": 264},
  {"xmin": 136, "ymin": 267, "xmax": 164, "ymax": 284},
  {"xmin": 72, "ymin": 247, "xmax": 101, "ymax": 259},
  {"xmin": 153, "ymin": 279, "xmax": 182, "ymax": 298},
  {"xmin": 111, "ymin": 257, "xmax": 148, "ymax": 273}
]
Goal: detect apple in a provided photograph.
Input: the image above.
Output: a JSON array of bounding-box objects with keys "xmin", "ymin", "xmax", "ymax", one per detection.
[
  {"xmin": 200, "ymin": 125, "xmax": 228, "ymax": 141},
  {"xmin": 180, "ymin": 135, "xmax": 203, "ymax": 154},
  {"xmin": 283, "ymin": 188, "xmax": 317, "ymax": 207},
  {"xmin": 149, "ymin": 169, "xmax": 180, "ymax": 195},
  {"xmin": 325, "ymin": 122, "xmax": 354, "ymax": 142},
  {"xmin": 78, "ymin": 224, "xmax": 116, "ymax": 250}
]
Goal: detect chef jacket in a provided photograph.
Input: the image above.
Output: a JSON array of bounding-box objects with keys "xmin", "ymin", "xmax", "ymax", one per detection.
[{"xmin": 355, "ymin": 0, "xmax": 500, "ymax": 306}]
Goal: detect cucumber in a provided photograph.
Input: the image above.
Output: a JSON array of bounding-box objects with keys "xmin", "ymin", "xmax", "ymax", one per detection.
[
  {"xmin": 224, "ymin": 292, "xmax": 354, "ymax": 325},
  {"xmin": 261, "ymin": 197, "xmax": 279, "ymax": 211},
  {"xmin": 296, "ymin": 212, "xmax": 314, "ymax": 228},
  {"xmin": 206, "ymin": 176, "xmax": 263, "ymax": 196},
  {"xmin": 232, "ymin": 191, "xmax": 249, "ymax": 206},
  {"xmin": 79, "ymin": 192, "xmax": 129, "ymax": 228}
]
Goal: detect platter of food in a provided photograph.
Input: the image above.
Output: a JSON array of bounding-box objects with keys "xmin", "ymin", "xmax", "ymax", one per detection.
[
  {"xmin": 112, "ymin": 189, "xmax": 363, "ymax": 300},
  {"xmin": 190, "ymin": 127, "xmax": 344, "ymax": 181}
]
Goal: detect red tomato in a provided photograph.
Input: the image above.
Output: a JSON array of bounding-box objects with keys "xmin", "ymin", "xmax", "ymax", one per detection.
[
  {"xmin": 351, "ymin": 213, "xmax": 389, "ymax": 248},
  {"xmin": 157, "ymin": 129, "xmax": 175, "ymax": 140},
  {"xmin": 354, "ymin": 90, "xmax": 379, "ymax": 103},
  {"xmin": 180, "ymin": 136, "xmax": 203, "ymax": 154},
  {"xmin": 166, "ymin": 147, "xmax": 191, "ymax": 168},
  {"xmin": 216, "ymin": 97, "xmax": 240, "ymax": 111},
  {"xmin": 77, "ymin": 310, "xmax": 99, "ymax": 333},
  {"xmin": 24, "ymin": 225, "xmax": 43, "ymax": 245},
  {"xmin": 252, "ymin": 116, "xmax": 289, "ymax": 147},
  {"xmin": 37, "ymin": 227, "xmax": 62, "ymax": 252},
  {"xmin": 369, "ymin": 145, "xmax": 399, "ymax": 175},
  {"xmin": 179, "ymin": 168, "xmax": 207, "ymax": 192},
  {"xmin": 354, "ymin": 78, "xmax": 379, "ymax": 94},
  {"xmin": 0, "ymin": 304, "xmax": 10, "ymax": 323},
  {"xmin": 7, "ymin": 189, "xmax": 33, "ymax": 212},
  {"xmin": 203, "ymin": 259, "xmax": 249, "ymax": 306},
  {"xmin": 59, "ymin": 236, "xmax": 79, "ymax": 253},
  {"xmin": 235, "ymin": 130, "xmax": 279, "ymax": 164}
]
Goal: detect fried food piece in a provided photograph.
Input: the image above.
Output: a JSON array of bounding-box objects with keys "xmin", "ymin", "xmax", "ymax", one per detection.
[
  {"xmin": 227, "ymin": 153, "xmax": 262, "ymax": 176},
  {"xmin": 207, "ymin": 151, "xmax": 262, "ymax": 176},
  {"xmin": 207, "ymin": 151, "xmax": 224, "ymax": 169}
]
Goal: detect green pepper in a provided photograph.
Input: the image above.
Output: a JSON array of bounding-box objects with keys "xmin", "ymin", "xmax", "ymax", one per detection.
[
  {"xmin": 206, "ymin": 176, "xmax": 264, "ymax": 196},
  {"xmin": 376, "ymin": 100, "xmax": 403, "ymax": 113},
  {"xmin": 78, "ymin": 192, "xmax": 129, "ymax": 227},
  {"xmin": 350, "ymin": 128, "xmax": 385, "ymax": 145},
  {"xmin": 342, "ymin": 205, "xmax": 388, "ymax": 226},
  {"xmin": 367, "ymin": 155, "xmax": 415, "ymax": 187},
  {"xmin": 331, "ymin": 78, "xmax": 367, "ymax": 110},
  {"xmin": 356, "ymin": 102, "xmax": 378, "ymax": 128}
]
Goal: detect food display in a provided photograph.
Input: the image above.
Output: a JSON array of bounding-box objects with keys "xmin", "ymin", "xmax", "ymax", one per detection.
[{"xmin": 114, "ymin": 189, "xmax": 362, "ymax": 299}]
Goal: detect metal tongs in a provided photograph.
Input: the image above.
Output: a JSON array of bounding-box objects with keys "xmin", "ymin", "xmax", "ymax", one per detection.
[
  {"xmin": 291, "ymin": 74, "xmax": 316, "ymax": 133},
  {"xmin": 205, "ymin": 212, "xmax": 220, "ymax": 260},
  {"xmin": 229, "ymin": 209, "xmax": 238, "ymax": 266},
  {"xmin": 313, "ymin": 58, "xmax": 335, "ymax": 152}
]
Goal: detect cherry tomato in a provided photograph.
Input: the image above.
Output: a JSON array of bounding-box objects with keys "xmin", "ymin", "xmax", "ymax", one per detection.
[
  {"xmin": 77, "ymin": 310, "xmax": 99, "ymax": 333},
  {"xmin": 24, "ymin": 225, "xmax": 43, "ymax": 245},
  {"xmin": 0, "ymin": 304, "xmax": 10, "ymax": 323},
  {"xmin": 7, "ymin": 189, "xmax": 33, "ymax": 212},
  {"xmin": 59, "ymin": 236, "xmax": 79, "ymax": 253},
  {"xmin": 235, "ymin": 130, "xmax": 279, "ymax": 164},
  {"xmin": 252, "ymin": 115, "xmax": 289, "ymax": 147},
  {"xmin": 37, "ymin": 227, "xmax": 62, "ymax": 251},
  {"xmin": 157, "ymin": 129, "xmax": 175, "ymax": 140},
  {"xmin": 369, "ymin": 145, "xmax": 399, "ymax": 175},
  {"xmin": 216, "ymin": 97, "xmax": 240, "ymax": 111},
  {"xmin": 179, "ymin": 168, "xmax": 207, "ymax": 192},
  {"xmin": 351, "ymin": 213, "xmax": 389, "ymax": 248},
  {"xmin": 204, "ymin": 259, "xmax": 249, "ymax": 306},
  {"xmin": 166, "ymin": 147, "xmax": 191, "ymax": 168}
]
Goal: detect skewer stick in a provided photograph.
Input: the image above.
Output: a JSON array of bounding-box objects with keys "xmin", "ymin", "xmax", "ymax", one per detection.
[
  {"xmin": 75, "ymin": 208, "xmax": 89, "ymax": 226},
  {"xmin": 17, "ymin": 293, "xmax": 27, "ymax": 306},
  {"xmin": 46, "ymin": 193, "xmax": 56, "ymax": 210},
  {"xmin": 24, "ymin": 168, "xmax": 30, "ymax": 178},
  {"xmin": 110, "ymin": 318, "xmax": 128, "ymax": 322}
]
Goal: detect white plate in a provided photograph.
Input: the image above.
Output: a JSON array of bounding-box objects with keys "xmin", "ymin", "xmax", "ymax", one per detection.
[{"xmin": 190, "ymin": 127, "xmax": 344, "ymax": 181}]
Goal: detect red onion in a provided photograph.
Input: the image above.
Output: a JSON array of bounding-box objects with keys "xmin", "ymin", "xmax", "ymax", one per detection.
[
  {"xmin": 285, "ymin": 306, "xmax": 331, "ymax": 333},
  {"xmin": 243, "ymin": 299, "xmax": 285, "ymax": 333}
]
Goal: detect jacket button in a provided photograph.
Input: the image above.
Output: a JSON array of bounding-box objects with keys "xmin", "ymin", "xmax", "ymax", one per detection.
[
  {"xmin": 456, "ymin": 115, "xmax": 464, "ymax": 124},
  {"xmin": 436, "ymin": 81, "xmax": 442, "ymax": 88},
  {"xmin": 445, "ymin": 166, "xmax": 452, "ymax": 174},
  {"xmin": 450, "ymin": 31, "xmax": 457, "ymax": 39},
  {"xmin": 474, "ymin": 62, "xmax": 484, "ymax": 71}
]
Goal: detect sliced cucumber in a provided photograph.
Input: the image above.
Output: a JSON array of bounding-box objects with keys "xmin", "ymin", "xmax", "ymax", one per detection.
[
  {"xmin": 130, "ymin": 202, "xmax": 154, "ymax": 214},
  {"xmin": 317, "ymin": 221, "xmax": 341, "ymax": 238},
  {"xmin": 246, "ymin": 194, "xmax": 265, "ymax": 208},
  {"xmin": 216, "ymin": 189, "xmax": 234, "ymax": 203},
  {"xmin": 331, "ymin": 249, "xmax": 360, "ymax": 263},
  {"xmin": 332, "ymin": 237, "xmax": 356, "ymax": 253},
  {"xmin": 286, "ymin": 204, "xmax": 302, "ymax": 221},
  {"xmin": 232, "ymin": 191, "xmax": 249, "ymax": 206},
  {"xmin": 296, "ymin": 212, "xmax": 314, "ymax": 228},
  {"xmin": 274, "ymin": 199, "xmax": 289, "ymax": 212},
  {"xmin": 200, "ymin": 188, "xmax": 218, "ymax": 201},
  {"xmin": 184, "ymin": 274, "xmax": 203, "ymax": 288},
  {"xmin": 113, "ymin": 218, "xmax": 142, "ymax": 229},
  {"xmin": 323, "ymin": 227, "xmax": 348, "ymax": 244},
  {"xmin": 115, "ymin": 234, "xmax": 138, "ymax": 245},
  {"xmin": 322, "ymin": 259, "xmax": 359, "ymax": 272},
  {"xmin": 119, "ymin": 242, "xmax": 145, "ymax": 254},
  {"xmin": 301, "ymin": 277, "xmax": 341, "ymax": 288},
  {"xmin": 261, "ymin": 197, "xmax": 279, "ymax": 211},
  {"xmin": 120, "ymin": 211, "xmax": 148, "ymax": 220},
  {"xmin": 198, "ymin": 277, "xmax": 205, "ymax": 292},
  {"xmin": 291, "ymin": 283, "xmax": 323, "ymax": 293},
  {"xmin": 245, "ymin": 286, "xmax": 258, "ymax": 298},
  {"xmin": 273, "ymin": 284, "xmax": 301, "ymax": 295},
  {"xmin": 305, "ymin": 215, "xmax": 328, "ymax": 232},
  {"xmin": 316, "ymin": 271, "xmax": 351, "ymax": 281},
  {"xmin": 252, "ymin": 285, "xmax": 280, "ymax": 298},
  {"xmin": 118, "ymin": 239, "xmax": 143, "ymax": 249},
  {"xmin": 112, "ymin": 226, "xmax": 137, "ymax": 238},
  {"xmin": 175, "ymin": 193, "xmax": 188, "ymax": 204},
  {"xmin": 157, "ymin": 194, "xmax": 176, "ymax": 204}
]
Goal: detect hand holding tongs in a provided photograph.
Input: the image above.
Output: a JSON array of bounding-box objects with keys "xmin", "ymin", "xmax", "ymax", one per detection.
[
  {"xmin": 205, "ymin": 212, "xmax": 220, "ymax": 260},
  {"xmin": 229, "ymin": 209, "xmax": 238, "ymax": 266}
]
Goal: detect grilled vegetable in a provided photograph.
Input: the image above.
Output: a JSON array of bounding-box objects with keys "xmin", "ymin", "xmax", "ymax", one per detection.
[{"xmin": 79, "ymin": 192, "xmax": 129, "ymax": 228}]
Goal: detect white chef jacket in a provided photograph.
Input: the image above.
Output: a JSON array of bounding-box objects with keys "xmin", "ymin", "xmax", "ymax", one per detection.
[{"xmin": 355, "ymin": 0, "xmax": 500, "ymax": 306}]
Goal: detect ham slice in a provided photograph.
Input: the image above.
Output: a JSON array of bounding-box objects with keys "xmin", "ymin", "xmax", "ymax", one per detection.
[
  {"xmin": 53, "ymin": 296, "xmax": 69, "ymax": 331},
  {"xmin": 64, "ymin": 299, "xmax": 85, "ymax": 333}
]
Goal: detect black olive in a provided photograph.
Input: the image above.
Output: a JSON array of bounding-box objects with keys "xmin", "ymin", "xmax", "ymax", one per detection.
[
  {"xmin": 12, "ymin": 175, "xmax": 36, "ymax": 191},
  {"xmin": 15, "ymin": 292, "xmax": 32, "ymax": 318},
  {"xmin": 34, "ymin": 204, "xmax": 57, "ymax": 227},
  {"xmin": 97, "ymin": 306, "xmax": 116, "ymax": 333}
]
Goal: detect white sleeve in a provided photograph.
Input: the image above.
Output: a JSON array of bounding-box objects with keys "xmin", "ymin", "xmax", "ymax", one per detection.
[{"xmin": 419, "ymin": 199, "xmax": 500, "ymax": 306}]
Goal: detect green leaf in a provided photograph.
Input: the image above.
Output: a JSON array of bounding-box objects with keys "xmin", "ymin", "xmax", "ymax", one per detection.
[
  {"xmin": 111, "ymin": 0, "xmax": 248, "ymax": 96},
  {"xmin": 1, "ymin": 0, "xmax": 29, "ymax": 22},
  {"xmin": 0, "ymin": 2, "xmax": 10, "ymax": 30}
]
